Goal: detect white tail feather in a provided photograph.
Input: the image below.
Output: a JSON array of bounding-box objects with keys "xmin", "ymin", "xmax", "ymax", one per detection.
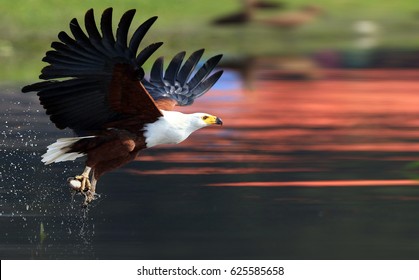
[{"xmin": 41, "ymin": 136, "xmax": 95, "ymax": 165}]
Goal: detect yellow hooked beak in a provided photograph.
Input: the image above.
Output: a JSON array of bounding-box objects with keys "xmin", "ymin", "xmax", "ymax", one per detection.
[{"xmin": 203, "ymin": 115, "xmax": 223, "ymax": 125}]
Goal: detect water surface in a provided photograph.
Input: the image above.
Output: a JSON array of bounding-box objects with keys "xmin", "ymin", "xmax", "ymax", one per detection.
[{"xmin": 2, "ymin": 70, "xmax": 419, "ymax": 259}]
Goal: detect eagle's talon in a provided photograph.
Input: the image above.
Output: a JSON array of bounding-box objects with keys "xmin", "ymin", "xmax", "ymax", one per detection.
[
  {"xmin": 82, "ymin": 190, "xmax": 97, "ymax": 207},
  {"xmin": 68, "ymin": 175, "xmax": 92, "ymax": 193},
  {"xmin": 67, "ymin": 167, "xmax": 98, "ymax": 207}
]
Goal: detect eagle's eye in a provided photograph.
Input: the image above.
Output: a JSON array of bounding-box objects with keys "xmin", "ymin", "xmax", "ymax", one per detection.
[{"xmin": 202, "ymin": 115, "xmax": 209, "ymax": 120}]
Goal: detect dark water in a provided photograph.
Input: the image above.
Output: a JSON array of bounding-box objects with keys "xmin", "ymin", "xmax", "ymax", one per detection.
[{"xmin": 2, "ymin": 70, "xmax": 419, "ymax": 259}]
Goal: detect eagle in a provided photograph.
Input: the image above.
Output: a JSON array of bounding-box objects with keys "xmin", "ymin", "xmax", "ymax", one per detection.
[{"xmin": 22, "ymin": 8, "xmax": 224, "ymax": 206}]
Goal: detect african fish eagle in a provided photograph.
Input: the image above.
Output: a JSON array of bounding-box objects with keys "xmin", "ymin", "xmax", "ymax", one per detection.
[{"xmin": 22, "ymin": 8, "xmax": 224, "ymax": 206}]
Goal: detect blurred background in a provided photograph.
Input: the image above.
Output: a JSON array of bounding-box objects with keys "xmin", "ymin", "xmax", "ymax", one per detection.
[
  {"xmin": 2, "ymin": 0, "xmax": 419, "ymax": 259},
  {"xmin": 2, "ymin": 0, "xmax": 419, "ymax": 81}
]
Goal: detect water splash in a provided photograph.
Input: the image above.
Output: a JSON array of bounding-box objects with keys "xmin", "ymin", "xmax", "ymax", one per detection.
[{"xmin": 1, "ymin": 85, "xmax": 97, "ymax": 259}]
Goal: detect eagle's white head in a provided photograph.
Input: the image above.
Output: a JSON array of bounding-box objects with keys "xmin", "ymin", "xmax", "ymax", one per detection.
[
  {"xmin": 143, "ymin": 110, "xmax": 223, "ymax": 148},
  {"xmin": 189, "ymin": 112, "xmax": 223, "ymax": 128}
]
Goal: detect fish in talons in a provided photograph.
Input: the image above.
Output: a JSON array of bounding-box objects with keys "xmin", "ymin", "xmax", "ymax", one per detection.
[{"xmin": 67, "ymin": 166, "xmax": 98, "ymax": 206}]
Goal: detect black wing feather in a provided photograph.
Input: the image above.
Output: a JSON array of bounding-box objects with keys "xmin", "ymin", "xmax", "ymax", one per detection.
[
  {"xmin": 149, "ymin": 57, "xmax": 165, "ymax": 85},
  {"xmin": 187, "ymin": 54, "xmax": 223, "ymax": 91},
  {"xmin": 116, "ymin": 10, "xmax": 136, "ymax": 51},
  {"xmin": 56, "ymin": 33, "xmax": 102, "ymax": 62},
  {"xmin": 189, "ymin": 70, "xmax": 223, "ymax": 99},
  {"xmin": 129, "ymin": 16, "xmax": 158, "ymax": 55},
  {"xmin": 164, "ymin": 51, "xmax": 186, "ymax": 85},
  {"xmin": 84, "ymin": 9, "xmax": 102, "ymax": 42},
  {"xmin": 70, "ymin": 19, "xmax": 92, "ymax": 49},
  {"xmin": 43, "ymin": 50, "xmax": 91, "ymax": 66},
  {"xmin": 22, "ymin": 8, "xmax": 162, "ymax": 133},
  {"xmin": 100, "ymin": 8, "xmax": 116, "ymax": 52},
  {"xmin": 84, "ymin": 9, "xmax": 111, "ymax": 57},
  {"xmin": 177, "ymin": 49, "xmax": 204, "ymax": 85},
  {"xmin": 144, "ymin": 50, "xmax": 223, "ymax": 106},
  {"xmin": 136, "ymin": 42, "xmax": 163, "ymax": 67}
]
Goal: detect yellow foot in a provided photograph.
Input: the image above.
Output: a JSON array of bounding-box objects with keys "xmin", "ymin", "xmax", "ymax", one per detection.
[
  {"xmin": 67, "ymin": 175, "xmax": 97, "ymax": 207},
  {"xmin": 68, "ymin": 175, "xmax": 90, "ymax": 191}
]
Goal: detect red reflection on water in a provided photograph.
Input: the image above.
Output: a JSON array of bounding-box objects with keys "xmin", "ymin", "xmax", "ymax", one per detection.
[
  {"xmin": 130, "ymin": 70, "xmax": 419, "ymax": 186},
  {"xmin": 179, "ymin": 71, "xmax": 419, "ymax": 154},
  {"xmin": 139, "ymin": 152, "xmax": 291, "ymax": 163},
  {"xmin": 127, "ymin": 167, "xmax": 323, "ymax": 175},
  {"xmin": 208, "ymin": 180, "xmax": 419, "ymax": 187}
]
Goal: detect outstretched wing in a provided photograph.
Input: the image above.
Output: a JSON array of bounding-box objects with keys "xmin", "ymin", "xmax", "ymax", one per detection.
[
  {"xmin": 22, "ymin": 8, "xmax": 163, "ymax": 134},
  {"xmin": 142, "ymin": 49, "xmax": 223, "ymax": 111}
]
